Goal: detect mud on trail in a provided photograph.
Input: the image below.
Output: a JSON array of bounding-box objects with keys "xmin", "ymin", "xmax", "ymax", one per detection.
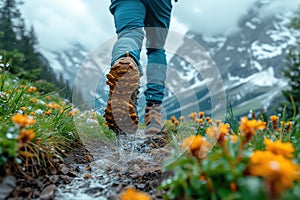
[{"xmin": 55, "ymin": 129, "xmax": 172, "ymax": 200}]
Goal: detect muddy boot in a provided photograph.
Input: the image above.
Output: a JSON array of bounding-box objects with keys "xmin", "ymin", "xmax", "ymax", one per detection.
[
  {"xmin": 144, "ymin": 104, "xmax": 167, "ymax": 148},
  {"xmin": 104, "ymin": 52, "xmax": 140, "ymax": 134}
]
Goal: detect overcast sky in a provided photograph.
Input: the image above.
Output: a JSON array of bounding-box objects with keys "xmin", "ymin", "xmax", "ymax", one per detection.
[{"xmin": 21, "ymin": 0, "xmax": 300, "ymax": 53}]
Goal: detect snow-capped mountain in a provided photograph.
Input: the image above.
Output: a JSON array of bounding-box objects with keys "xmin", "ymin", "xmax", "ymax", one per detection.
[
  {"xmin": 48, "ymin": 1, "xmax": 298, "ymax": 119},
  {"xmin": 163, "ymin": 2, "xmax": 297, "ymax": 119}
]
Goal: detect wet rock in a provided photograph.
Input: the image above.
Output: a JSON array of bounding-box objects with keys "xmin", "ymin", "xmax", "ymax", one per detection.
[
  {"xmin": 0, "ymin": 176, "xmax": 17, "ymax": 200},
  {"xmin": 50, "ymin": 166, "xmax": 57, "ymax": 175},
  {"xmin": 83, "ymin": 186, "xmax": 104, "ymax": 195},
  {"xmin": 40, "ymin": 184, "xmax": 56, "ymax": 200},
  {"xmin": 67, "ymin": 171, "xmax": 78, "ymax": 177},
  {"xmin": 79, "ymin": 182, "xmax": 90, "ymax": 188},
  {"xmin": 33, "ymin": 190, "xmax": 41, "ymax": 198},
  {"xmin": 133, "ymin": 164, "xmax": 140, "ymax": 171},
  {"xmin": 49, "ymin": 175, "xmax": 59, "ymax": 184},
  {"xmin": 57, "ymin": 164, "xmax": 64, "ymax": 171},
  {"xmin": 115, "ymin": 183, "xmax": 124, "ymax": 193},
  {"xmin": 59, "ymin": 175, "xmax": 72, "ymax": 184},
  {"xmin": 59, "ymin": 165, "xmax": 69, "ymax": 175},
  {"xmin": 23, "ymin": 187, "xmax": 32, "ymax": 193},
  {"xmin": 90, "ymin": 159, "xmax": 117, "ymax": 172}
]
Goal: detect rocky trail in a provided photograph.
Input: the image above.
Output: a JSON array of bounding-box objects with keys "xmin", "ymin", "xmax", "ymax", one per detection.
[{"xmin": 55, "ymin": 129, "xmax": 172, "ymax": 200}]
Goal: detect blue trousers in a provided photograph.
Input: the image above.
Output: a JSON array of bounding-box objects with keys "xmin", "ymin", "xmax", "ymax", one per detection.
[{"xmin": 109, "ymin": 0, "xmax": 172, "ymax": 104}]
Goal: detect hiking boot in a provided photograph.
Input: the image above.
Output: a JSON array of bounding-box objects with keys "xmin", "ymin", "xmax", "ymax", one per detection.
[
  {"xmin": 104, "ymin": 52, "xmax": 140, "ymax": 134},
  {"xmin": 144, "ymin": 104, "xmax": 165, "ymax": 134},
  {"xmin": 144, "ymin": 104, "xmax": 167, "ymax": 147}
]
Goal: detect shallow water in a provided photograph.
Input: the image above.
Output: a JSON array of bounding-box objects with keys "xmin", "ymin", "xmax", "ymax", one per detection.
[{"xmin": 55, "ymin": 129, "xmax": 170, "ymax": 199}]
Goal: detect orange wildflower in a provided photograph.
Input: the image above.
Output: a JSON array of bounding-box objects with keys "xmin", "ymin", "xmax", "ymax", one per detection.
[
  {"xmin": 230, "ymin": 181, "xmax": 238, "ymax": 192},
  {"xmin": 270, "ymin": 115, "xmax": 279, "ymax": 122},
  {"xmin": 206, "ymin": 123, "xmax": 230, "ymax": 145},
  {"xmin": 171, "ymin": 115, "xmax": 177, "ymax": 123},
  {"xmin": 199, "ymin": 111, "xmax": 205, "ymax": 118},
  {"xmin": 189, "ymin": 112, "xmax": 197, "ymax": 121},
  {"xmin": 18, "ymin": 129, "xmax": 35, "ymax": 143},
  {"xmin": 46, "ymin": 102, "xmax": 63, "ymax": 110},
  {"xmin": 30, "ymin": 98, "xmax": 38, "ymax": 103},
  {"xmin": 26, "ymin": 86, "xmax": 37, "ymax": 93},
  {"xmin": 230, "ymin": 135, "xmax": 238, "ymax": 143},
  {"xmin": 285, "ymin": 121, "xmax": 292, "ymax": 133},
  {"xmin": 20, "ymin": 107, "xmax": 26, "ymax": 111},
  {"xmin": 240, "ymin": 117, "xmax": 266, "ymax": 142},
  {"xmin": 174, "ymin": 120, "xmax": 179, "ymax": 126},
  {"xmin": 120, "ymin": 188, "xmax": 152, "ymax": 200},
  {"xmin": 179, "ymin": 116, "xmax": 185, "ymax": 122},
  {"xmin": 181, "ymin": 135, "xmax": 210, "ymax": 158},
  {"xmin": 12, "ymin": 114, "xmax": 35, "ymax": 127},
  {"xmin": 199, "ymin": 175, "xmax": 206, "ymax": 181},
  {"xmin": 264, "ymin": 139, "xmax": 294, "ymax": 159},
  {"xmin": 45, "ymin": 110, "xmax": 52, "ymax": 115},
  {"xmin": 215, "ymin": 119, "xmax": 222, "ymax": 125},
  {"xmin": 197, "ymin": 118, "xmax": 204, "ymax": 124},
  {"xmin": 248, "ymin": 151, "xmax": 299, "ymax": 198},
  {"xmin": 68, "ymin": 111, "xmax": 74, "ymax": 117},
  {"xmin": 270, "ymin": 115, "xmax": 279, "ymax": 130}
]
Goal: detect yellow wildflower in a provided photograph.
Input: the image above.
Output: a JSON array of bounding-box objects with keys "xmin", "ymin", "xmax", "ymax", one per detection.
[
  {"xmin": 248, "ymin": 151, "xmax": 299, "ymax": 198},
  {"xmin": 12, "ymin": 114, "xmax": 35, "ymax": 127},
  {"xmin": 264, "ymin": 139, "xmax": 294, "ymax": 159},
  {"xmin": 120, "ymin": 188, "xmax": 152, "ymax": 200}
]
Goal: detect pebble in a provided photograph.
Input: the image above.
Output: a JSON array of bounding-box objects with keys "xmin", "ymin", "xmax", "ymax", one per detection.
[
  {"xmin": 40, "ymin": 184, "xmax": 56, "ymax": 200},
  {"xmin": 0, "ymin": 176, "xmax": 17, "ymax": 200},
  {"xmin": 83, "ymin": 173, "xmax": 93, "ymax": 179}
]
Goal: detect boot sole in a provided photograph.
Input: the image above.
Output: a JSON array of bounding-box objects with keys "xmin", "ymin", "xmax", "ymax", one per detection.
[{"xmin": 104, "ymin": 57, "xmax": 140, "ymax": 134}]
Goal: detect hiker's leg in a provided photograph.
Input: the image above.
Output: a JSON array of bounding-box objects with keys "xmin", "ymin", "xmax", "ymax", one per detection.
[
  {"xmin": 144, "ymin": 0, "xmax": 172, "ymax": 104},
  {"xmin": 109, "ymin": 0, "xmax": 146, "ymax": 68}
]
